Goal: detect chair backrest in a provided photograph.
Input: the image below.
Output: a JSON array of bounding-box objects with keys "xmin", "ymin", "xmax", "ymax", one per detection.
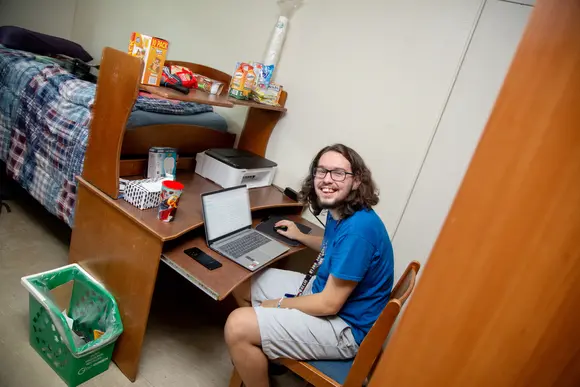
[{"xmin": 342, "ymin": 260, "xmax": 421, "ymax": 387}]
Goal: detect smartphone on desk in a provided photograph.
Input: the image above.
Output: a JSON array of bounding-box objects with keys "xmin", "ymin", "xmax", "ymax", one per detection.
[{"xmin": 184, "ymin": 247, "xmax": 222, "ymax": 271}]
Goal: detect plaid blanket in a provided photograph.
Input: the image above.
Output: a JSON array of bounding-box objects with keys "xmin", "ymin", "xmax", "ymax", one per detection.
[{"xmin": 0, "ymin": 46, "xmax": 214, "ymax": 226}]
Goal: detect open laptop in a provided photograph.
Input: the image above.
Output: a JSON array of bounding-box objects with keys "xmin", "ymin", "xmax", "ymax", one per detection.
[{"xmin": 201, "ymin": 185, "xmax": 290, "ymax": 271}]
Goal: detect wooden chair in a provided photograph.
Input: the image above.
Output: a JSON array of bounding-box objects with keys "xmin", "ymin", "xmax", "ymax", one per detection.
[{"xmin": 229, "ymin": 260, "xmax": 421, "ymax": 387}]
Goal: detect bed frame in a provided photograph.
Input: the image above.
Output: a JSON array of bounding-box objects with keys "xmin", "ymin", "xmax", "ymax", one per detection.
[{"xmin": 83, "ymin": 47, "xmax": 288, "ymax": 199}]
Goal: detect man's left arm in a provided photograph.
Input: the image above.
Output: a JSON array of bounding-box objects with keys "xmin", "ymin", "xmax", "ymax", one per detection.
[
  {"xmin": 261, "ymin": 275, "xmax": 357, "ymax": 316},
  {"xmin": 261, "ymin": 235, "xmax": 375, "ymax": 316}
]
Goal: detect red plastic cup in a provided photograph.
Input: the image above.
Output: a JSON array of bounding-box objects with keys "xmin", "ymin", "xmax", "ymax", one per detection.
[{"xmin": 157, "ymin": 181, "xmax": 185, "ymax": 222}]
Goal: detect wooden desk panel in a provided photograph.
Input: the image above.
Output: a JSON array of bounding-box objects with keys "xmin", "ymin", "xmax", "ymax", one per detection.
[
  {"xmin": 78, "ymin": 174, "xmax": 303, "ymax": 241},
  {"xmin": 70, "ymin": 182, "xmax": 164, "ymax": 382},
  {"xmin": 162, "ymin": 215, "xmax": 323, "ymax": 300}
]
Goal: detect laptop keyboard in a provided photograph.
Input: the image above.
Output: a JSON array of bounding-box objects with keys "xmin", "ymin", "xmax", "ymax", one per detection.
[{"xmin": 220, "ymin": 232, "xmax": 270, "ymax": 258}]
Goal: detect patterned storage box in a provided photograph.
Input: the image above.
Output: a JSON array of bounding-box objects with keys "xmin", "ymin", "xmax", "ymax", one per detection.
[{"xmin": 121, "ymin": 177, "xmax": 167, "ymax": 210}]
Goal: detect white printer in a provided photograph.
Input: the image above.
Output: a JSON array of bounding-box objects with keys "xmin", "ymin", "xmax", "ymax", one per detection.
[{"xmin": 195, "ymin": 148, "xmax": 277, "ymax": 189}]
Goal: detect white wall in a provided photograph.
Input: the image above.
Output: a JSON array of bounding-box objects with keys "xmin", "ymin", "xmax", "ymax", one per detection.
[
  {"xmin": 391, "ymin": 0, "xmax": 532, "ymax": 278},
  {"xmin": 0, "ymin": 0, "xmax": 77, "ymax": 40},
  {"xmin": 265, "ymin": 0, "xmax": 487, "ymax": 233}
]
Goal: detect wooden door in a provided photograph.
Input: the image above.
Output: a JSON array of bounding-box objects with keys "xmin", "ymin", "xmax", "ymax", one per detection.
[{"xmin": 370, "ymin": 0, "xmax": 580, "ymax": 386}]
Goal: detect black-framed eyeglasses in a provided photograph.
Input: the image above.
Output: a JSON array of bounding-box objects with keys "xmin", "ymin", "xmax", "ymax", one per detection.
[{"xmin": 313, "ymin": 167, "xmax": 354, "ymax": 182}]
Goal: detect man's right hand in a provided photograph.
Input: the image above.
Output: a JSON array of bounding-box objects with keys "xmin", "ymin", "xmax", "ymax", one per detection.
[
  {"xmin": 275, "ymin": 220, "xmax": 302, "ymax": 241},
  {"xmin": 274, "ymin": 219, "xmax": 324, "ymax": 252}
]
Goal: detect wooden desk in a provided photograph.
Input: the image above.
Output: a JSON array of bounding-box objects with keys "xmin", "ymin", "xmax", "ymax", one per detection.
[{"xmin": 69, "ymin": 175, "xmax": 321, "ymax": 382}]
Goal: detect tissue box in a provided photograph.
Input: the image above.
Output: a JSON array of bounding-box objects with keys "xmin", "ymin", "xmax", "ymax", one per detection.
[
  {"xmin": 122, "ymin": 177, "xmax": 167, "ymax": 210},
  {"xmin": 128, "ymin": 32, "xmax": 169, "ymax": 86}
]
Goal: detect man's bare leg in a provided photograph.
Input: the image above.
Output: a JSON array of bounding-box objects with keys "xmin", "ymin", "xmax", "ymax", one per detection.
[
  {"xmin": 225, "ymin": 307, "xmax": 269, "ymax": 387},
  {"xmin": 232, "ymin": 278, "xmax": 252, "ymax": 307}
]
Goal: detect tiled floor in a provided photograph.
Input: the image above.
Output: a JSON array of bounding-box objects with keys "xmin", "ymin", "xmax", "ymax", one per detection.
[{"xmin": 0, "ymin": 193, "xmax": 304, "ymax": 387}]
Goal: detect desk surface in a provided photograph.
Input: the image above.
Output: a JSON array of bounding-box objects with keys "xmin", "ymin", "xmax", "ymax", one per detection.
[{"xmin": 78, "ymin": 174, "xmax": 302, "ymax": 241}]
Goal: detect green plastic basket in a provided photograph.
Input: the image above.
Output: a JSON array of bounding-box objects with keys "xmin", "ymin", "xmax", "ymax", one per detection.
[{"xmin": 22, "ymin": 264, "xmax": 123, "ymax": 387}]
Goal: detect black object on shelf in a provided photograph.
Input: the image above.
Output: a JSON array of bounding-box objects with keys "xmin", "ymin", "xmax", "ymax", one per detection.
[
  {"xmin": 205, "ymin": 148, "xmax": 278, "ymax": 169},
  {"xmin": 161, "ymin": 82, "xmax": 190, "ymax": 95},
  {"xmin": 283, "ymin": 187, "xmax": 299, "ymax": 201}
]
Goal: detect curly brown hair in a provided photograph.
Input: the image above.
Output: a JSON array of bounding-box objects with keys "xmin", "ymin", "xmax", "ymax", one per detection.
[{"xmin": 299, "ymin": 144, "xmax": 379, "ymax": 218}]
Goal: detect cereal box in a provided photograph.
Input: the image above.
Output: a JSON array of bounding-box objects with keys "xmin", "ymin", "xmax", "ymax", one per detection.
[{"xmin": 128, "ymin": 32, "xmax": 169, "ymax": 86}]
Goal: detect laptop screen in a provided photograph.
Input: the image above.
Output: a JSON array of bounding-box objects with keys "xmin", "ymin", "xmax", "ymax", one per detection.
[{"xmin": 201, "ymin": 186, "xmax": 252, "ymax": 242}]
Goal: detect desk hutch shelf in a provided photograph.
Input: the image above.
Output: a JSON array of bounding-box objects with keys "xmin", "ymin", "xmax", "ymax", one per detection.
[{"xmin": 82, "ymin": 47, "xmax": 288, "ymax": 200}]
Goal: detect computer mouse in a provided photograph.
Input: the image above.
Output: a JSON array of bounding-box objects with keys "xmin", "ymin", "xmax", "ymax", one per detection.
[{"xmin": 274, "ymin": 225, "xmax": 288, "ymax": 232}]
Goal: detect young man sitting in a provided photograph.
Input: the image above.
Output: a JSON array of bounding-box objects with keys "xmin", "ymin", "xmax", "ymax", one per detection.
[{"xmin": 224, "ymin": 144, "xmax": 395, "ymax": 387}]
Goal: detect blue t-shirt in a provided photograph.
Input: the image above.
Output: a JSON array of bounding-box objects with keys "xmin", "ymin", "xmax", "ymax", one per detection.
[{"xmin": 312, "ymin": 209, "xmax": 394, "ymax": 345}]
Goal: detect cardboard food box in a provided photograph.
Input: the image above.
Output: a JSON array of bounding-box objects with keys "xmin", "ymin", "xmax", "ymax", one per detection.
[{"xmin": 128, "ymin": 32, "xmax": 169, "ymax": 86}]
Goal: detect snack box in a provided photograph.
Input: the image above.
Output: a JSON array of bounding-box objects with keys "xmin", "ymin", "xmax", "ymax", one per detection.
[
  {"xmin": 252, "ymin": 83, "xmax": 283, "ymax": 106},
  {"xmin": 128, "ymin": 32, "xmax": 169, "ymax": 86},
  {"xmin": 229, "ymin": 62, "xmax": 256, "ymax": 100}
]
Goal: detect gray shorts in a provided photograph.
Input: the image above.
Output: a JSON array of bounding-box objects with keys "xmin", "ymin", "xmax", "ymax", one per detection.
[{"xmin": 251, "ymin": 268, "xmax": 359, "ymax": 360}]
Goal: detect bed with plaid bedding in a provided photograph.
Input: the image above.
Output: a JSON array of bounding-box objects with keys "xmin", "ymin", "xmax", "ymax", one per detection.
[{"xmin": 0, "ymin": 46, "xmax": 215, "ymax": 226}]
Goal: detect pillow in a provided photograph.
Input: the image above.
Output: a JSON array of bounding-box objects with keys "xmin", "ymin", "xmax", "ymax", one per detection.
[{"xmin": 0, "ymin": 25, "xmax": 93, "ymax": 62}]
